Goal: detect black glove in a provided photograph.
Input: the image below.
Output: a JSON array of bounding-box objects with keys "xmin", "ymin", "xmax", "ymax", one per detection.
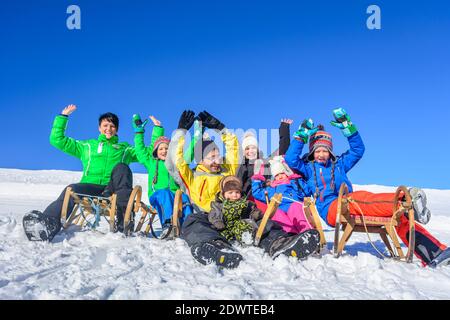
[
  {"xmin": 178, "ymin": 110, "xmax": 196, "ymax": 130},
  {"xmin": 198, "ymin": 111, "xmax": 225, "ymax": 131}
]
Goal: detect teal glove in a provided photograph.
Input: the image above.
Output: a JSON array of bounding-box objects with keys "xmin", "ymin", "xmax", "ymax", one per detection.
[
  {"xmin": 330, "ymin": 108, "xmax": 357, "ymax": 137},
  {"xmin": 132, "ymin": 114, "xmax": 149, "ymax": 133},
  {"xmin": 293, "ymin": 118, "xmax": 319, "ymax": 143}
]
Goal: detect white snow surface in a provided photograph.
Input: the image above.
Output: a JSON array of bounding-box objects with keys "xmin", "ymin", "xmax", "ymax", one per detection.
[{"xmin": 0, "ymin": 168, "xmax": 450, "ymax": 300}]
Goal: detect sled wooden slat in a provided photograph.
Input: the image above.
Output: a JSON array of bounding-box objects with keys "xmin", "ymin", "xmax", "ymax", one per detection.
[
  {"xmin": 171, "ymin": 190, "xmax": 183, "ymax": 238},
  {"xmin": 303, "ymin": 197, "xmax": 326, "ymax": 251},
  {"xmin": 61, "ymin": 187, "xmax": 73, "ymax": 224},
  {"xmin": 59, "ymin": 185, "xmax": 150, "ymax": 236},
  {"xmin": 123, "ymin": 186, "xmax": 142, "ymax": 236},
  {"xmin": 135, "ymin": 202, "xmax": 152, "ymax": 233},
  {"xmin": 109, "ymin": 193, "xmax": 117, "ymax": 232},
  {"xmin": 333, "ymin": 183, "xmax": 416, "ymax": 263},
  {"xmin": 254, "ymin": 193, "xmax": 282, "ymax": 246}
]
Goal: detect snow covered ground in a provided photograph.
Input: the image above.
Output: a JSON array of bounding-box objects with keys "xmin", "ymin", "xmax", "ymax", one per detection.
[{"xmin": 0, "ymin": 168, "xmax": 450, "ymax": 300}]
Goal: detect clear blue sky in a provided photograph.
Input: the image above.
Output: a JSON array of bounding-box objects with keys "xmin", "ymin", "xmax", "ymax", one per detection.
[{"xmin": 1, "ymin": 0, "xmax": 449, "ymax": 189}]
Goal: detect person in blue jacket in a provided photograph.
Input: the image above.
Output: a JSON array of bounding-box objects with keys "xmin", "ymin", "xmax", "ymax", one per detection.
[
  {"xmin": 252, "ymin": 155, "xmax": 313, "ymax": 234},
  {"xmin": 284, "ymin": 108, "xmax": 450, "ymax": 268}
]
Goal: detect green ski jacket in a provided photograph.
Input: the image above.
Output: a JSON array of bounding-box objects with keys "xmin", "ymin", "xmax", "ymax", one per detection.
[
  {"xmin": 134, "ymin": 126, "xmax": 179, "ymax": 197},
  {"xmin": 50, "ymin": 115, "xmax": 138, "ymax": 186}
]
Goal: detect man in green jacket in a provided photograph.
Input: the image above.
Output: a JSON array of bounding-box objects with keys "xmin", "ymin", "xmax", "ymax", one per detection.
[{"xmin": 23, "ymin": 104, "xmax": 139, "ymax": 241}]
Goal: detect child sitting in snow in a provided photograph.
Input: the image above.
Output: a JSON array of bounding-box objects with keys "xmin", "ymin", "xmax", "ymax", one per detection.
[
  {"xmin": 184, "ymin": 175, "xmax": 320, "ymax": 268},
  {"xmin": 208, "ymin": 176, "xmax": 263, "ymax": 245},
  {"xmin": 132, "ymin": 114, "xmax": 192, "ymax": 231},
  {"xmin": 237, "ymin": 118, "xmax": 293, "ymax": 199},
  {"xmin": 251, "ymin": 155, "xmax": 313, "ymax": 234},
  {"xmin": 284, "ymin": 108, "xmax": 450, "ymax": 268}
]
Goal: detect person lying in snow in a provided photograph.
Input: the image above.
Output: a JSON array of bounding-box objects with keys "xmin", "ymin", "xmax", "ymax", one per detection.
[
  {"xmin": 251, "ymin": 155, "xmax": 313, "ymax": 234},
  {"xmin": 183, "ymin": 175, "xmax": 320, "ymax": 268},
  {"xmin": 23, "ymin": 105, "xmax": 139, "ymax": 241},
  {"xmin": 236, "ymin": 119, "xmax": 293, "ymax": 200},
  {"xmin": 284, "ymin": 108, "xmax": 450, "ymax": 268},
  {"xmin": 132, "ymin": 114, "xmax": 193, "ymax": 231}
]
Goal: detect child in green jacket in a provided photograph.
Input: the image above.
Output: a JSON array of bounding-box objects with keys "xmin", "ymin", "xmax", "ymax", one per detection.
[{"xmin": 133, "ymin": 114, "xmax": 194, "ymax": 230}]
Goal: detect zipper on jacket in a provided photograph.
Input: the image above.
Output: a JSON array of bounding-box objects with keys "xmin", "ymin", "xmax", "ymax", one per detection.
[
  {"xmin": 101, "ymin": 142, "xmax": 110, "ymax": 185},
  {"xmin": 199, "ymin": 180, "xmax": 206, "ymax": 203},
  {"xmin": 97, "ymin": 143, "xmax": 103, "ymax": 154},
  {"xmin": 319, "ymin": 168, "xmax": 327, "ymax": 202}
]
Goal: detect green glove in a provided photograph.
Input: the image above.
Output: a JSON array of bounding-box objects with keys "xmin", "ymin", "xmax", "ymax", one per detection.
[
  {"xmin": 330, "ymin": 108, "xmax": 357, "ymax": 137},
  {"xmin": 293, "ymin": 118, "xmax": 318, "ymax": 143},
  {"xmin": 132, "ymin": 114, "xmax": 149, "ymax": 134}
]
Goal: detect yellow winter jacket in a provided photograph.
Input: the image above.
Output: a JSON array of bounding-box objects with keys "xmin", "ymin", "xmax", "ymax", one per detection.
[{"xmin": 171, "ymin": 129, "xmax": 239, "ymax": 213}]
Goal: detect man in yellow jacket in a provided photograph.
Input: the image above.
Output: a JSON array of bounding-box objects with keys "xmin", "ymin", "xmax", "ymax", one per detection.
[
  {"xmin": 169, "ymin": 110, "xmax": 239, "ymax": 213},
  {"xmin": 170, "ymin": 110, "xmax": 246, "ymax": 268}
]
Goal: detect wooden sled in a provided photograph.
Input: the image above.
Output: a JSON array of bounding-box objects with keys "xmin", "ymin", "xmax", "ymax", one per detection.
[
  {"xmin": 333, "ymin": 183, "xmax": 416, "ymax": 262},
  {"xmin": 303, "ymin": 197, "xmax": 327, "ymax": 251},
  {"xmin": 254, "ymin": 193, "xmax": 283, "ymax": 246},
  {"xmin": 134, "ymin": 189, "xmax": 184, "ymax": 240},
  {"xmin": 61, "ymin": 185, "xmax": 145, "ymax": 236}
]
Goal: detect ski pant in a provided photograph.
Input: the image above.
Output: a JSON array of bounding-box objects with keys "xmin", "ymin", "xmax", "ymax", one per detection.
[
  {"xmin": 272, "ymin": 202, "xmax": 313, "ymax": 234},
  {"xmin": 149, "ymin": 189, "xmax": 193, "ymax": 227},
  {"xmin": 252, "ymin": 199, "xmax": 312, "ymax": 234},
  {"xmin": 42, "ymin": 163, "xmax": 133, "ymax": 233},
  {"xmin": 327, "ymin": 190, "xmax": 447, "ymax": 265},
  {"xmin": 180, "ymin": 210, "xmax": 289, "ymax": 254}
]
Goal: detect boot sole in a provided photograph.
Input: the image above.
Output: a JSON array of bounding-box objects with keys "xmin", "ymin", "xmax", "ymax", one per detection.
[
  {"xmin": 410, "ymin": 188, "xmax": 431, "ymax": 224},
  {"xmin": 192, "ymin": 242, "xmax": 243, "ymax": 269},
  {"xmin": 273, "ymin": 230, "xmax": 320, "ymax": 259}
]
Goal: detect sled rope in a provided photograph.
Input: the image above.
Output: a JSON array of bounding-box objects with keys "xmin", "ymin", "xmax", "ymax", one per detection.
[
  {"xmin": 280, "ymin": 196, "xmax": 315, "ymax": 230},
  {"xmin": 348, "ymin": 198, "xmax": 394, "ymax": 259}
]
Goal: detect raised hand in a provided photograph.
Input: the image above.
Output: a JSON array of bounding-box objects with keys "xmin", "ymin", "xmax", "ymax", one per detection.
[
  {"xmin": 330, "ymin": 108, "xmax": 357, "ymax": 137},
  {"xmin": 132, "ymin": 114, "xmax": 149, "ymax": 133},
  {"xmin": 198, "ymin": 111, "xmax": 225, "ymax": 131},
  {"xmin": 149, "ymin": 115, "xmax": 162, "ymax": 127},
  {"xmin": 178, "ymin": 110, "xmax": 196, "ymax": 130},
  {"xmin": 293, "ymin": 118, "xmax": 318, "ymax": 143},
  {"xmin": 61, "ymin": 104, "xmax": 77, "ymax": 116}
]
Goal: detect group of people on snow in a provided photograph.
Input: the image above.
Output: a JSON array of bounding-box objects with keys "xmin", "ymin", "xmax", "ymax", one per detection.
[{"xmin": 22, "ymin": 105, "xmax": 450, "ymax": 269}]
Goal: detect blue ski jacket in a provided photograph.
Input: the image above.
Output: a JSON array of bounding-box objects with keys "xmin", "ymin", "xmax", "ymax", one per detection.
[
  {"xmin": 251, "ymin": 176, "xmax": 309, "ymax": 213},
  {"xmin": 284, "ymin": 132, "xmax": 365, "ymax": 225}
]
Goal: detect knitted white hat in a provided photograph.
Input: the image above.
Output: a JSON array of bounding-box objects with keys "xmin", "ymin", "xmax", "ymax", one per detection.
[
  {"xmin": 268, "ymin": 156, "xmax": 293, "ymax": 178},
  {"xmin": 242, "ymin": 132, "xmax": 258, "ymax": 151}
]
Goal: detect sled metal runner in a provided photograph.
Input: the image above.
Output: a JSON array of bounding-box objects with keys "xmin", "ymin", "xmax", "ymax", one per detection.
[
  {"xmin": 333, "ymin": 183, "xmax": 416, "ymax": 263},
  {"xmin": 61, "ymin": 185, "xmax": 145, "ymax": 235}
]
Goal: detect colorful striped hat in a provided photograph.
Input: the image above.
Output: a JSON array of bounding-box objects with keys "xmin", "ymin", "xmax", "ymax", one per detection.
[
  {"xmin": 307, "ymin": 125, "xmax": 335, "ymax": 161},
  {"xmin": 152, "ymin": 136, "xmax": 170, "ymax": 158}
]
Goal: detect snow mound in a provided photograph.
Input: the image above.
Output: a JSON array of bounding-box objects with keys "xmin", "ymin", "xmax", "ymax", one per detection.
[{"xmin": 0, "ymin": 168, "xmax": 450, "ymax": 300}]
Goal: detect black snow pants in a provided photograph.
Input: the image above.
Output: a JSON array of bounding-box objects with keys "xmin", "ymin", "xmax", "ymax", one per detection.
[
  {"xmin": 181, "ymin": 210, "xmax": 290, "ymax": 253},
  {"xmin": 42, "ymin": 163, "xmax": 133, "ymax": 233}
]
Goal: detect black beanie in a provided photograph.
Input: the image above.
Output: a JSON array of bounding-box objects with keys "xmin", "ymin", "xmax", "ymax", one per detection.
[{"xmin": 194, "ymin": 139, "xmax": 219, "ymax": 163}]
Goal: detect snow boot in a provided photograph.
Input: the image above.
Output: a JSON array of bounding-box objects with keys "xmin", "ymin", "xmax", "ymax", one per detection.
[
  {"xmin": 409, "ymin": 187, "xmax": 431, "ymax": 225},
  {"xmin": 23, "ymin": 210, "xmax": 59, "ymax": 242},
  {"xmin": 190, "ymin": 239, "xmax": 243, "ymax": 269},
  {"xmin": 269, "ymin": 229, "xmax": 320, "ymax": 259},
  {"xmin": 429, "ymin": 247, "xmax": 450, "ymax": 268}
]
